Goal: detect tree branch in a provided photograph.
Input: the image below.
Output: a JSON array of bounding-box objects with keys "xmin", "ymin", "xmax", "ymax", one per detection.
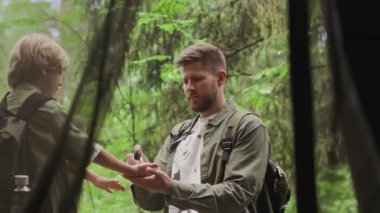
[
  {"xmin": 226, "ymin": 37, "xmax": 264, "ymax": 59},
  {"xmin": 39, "ymin": 9, "xmax": 85, "ymax": 42}
]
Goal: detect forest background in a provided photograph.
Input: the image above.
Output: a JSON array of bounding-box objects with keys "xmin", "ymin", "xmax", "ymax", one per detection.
[{"xmin": 0, "ymin": 0, "xmax": 357, "ymax": 212}]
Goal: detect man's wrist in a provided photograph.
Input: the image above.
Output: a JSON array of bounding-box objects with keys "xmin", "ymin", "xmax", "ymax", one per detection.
[
  {"xmin": 164, "ymin": 194, "xmax": 172, "ymax": 206},
  {"xmin": 164, "ymin": 179, "xmax": 174, "ymax": 206},
  {"xmin": 165, "ymin": 178, "xmax": 174, "ymax": 194}
]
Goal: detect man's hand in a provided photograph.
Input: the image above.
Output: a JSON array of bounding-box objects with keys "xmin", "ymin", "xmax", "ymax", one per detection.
[
  {"xmin": 85, "ymin": 170, "xmax": 125, "ymax": 193},
  {"xmin": 124, "ymin": 167, "xmax": 174, "ymax": 194},
  {"xmin": 127, "ymin": 144, "xmax": 150, "ymax": 165}
]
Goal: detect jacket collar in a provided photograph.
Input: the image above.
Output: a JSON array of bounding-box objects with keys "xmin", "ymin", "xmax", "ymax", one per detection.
[
  {"xmin": 202, "ymin": 100, "xmax": 236, "ymax": 127},
  {"xmin": 14, "ymin": 83, "xmax": 43, "ymax": 93}
]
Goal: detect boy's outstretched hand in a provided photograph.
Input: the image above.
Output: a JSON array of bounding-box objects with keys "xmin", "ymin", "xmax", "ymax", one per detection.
[
  {"xmin": 124, "ymin": 162, "xmax": 159, "ymax": 178},
  {"xmin": 86, "ymin": 170, "xmax": 125, "ymax": 193}
]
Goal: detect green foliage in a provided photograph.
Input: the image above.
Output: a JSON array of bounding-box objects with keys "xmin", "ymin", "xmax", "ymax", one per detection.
[
  {"xmin": 79, "ymin": 165, "xmax": 137, "ymax": 213},
  {"xmin": 285, "ymin": 165, "xmax": 357, "ymax": 213},
  {"xmin": 240, "ymin": 63, "xmax": 288, "ymax": 111},
  {"xmin": 316, "ymin": 165, "xmax": 358, "ymax": 213},
  {"xmin": 160, "ymin": 64, "xmax": 181, "ymax": 83}
]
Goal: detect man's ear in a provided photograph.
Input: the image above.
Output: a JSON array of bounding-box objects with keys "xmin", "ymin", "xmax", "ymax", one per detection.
[{"xmin": 217, "ymin": 69, "xmax": 227, "ymax": 86}]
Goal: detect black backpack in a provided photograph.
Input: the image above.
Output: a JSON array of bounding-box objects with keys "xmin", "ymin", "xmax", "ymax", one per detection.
[
  {"xmin": 173, "ymin": 110, "xmax": 291, "ymax": 213},
  {"xmin": 0, "ymin": 92, "xmax": 51, "ymax": 212},
  {"xmin": 220, "ymin": 111, "xmax": 291, "ymax": 213}
]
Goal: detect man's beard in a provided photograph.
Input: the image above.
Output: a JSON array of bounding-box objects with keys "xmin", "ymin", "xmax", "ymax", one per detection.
[{"xmin": 191, "ymin": 84, "xmax": 218, "ymax": 113}]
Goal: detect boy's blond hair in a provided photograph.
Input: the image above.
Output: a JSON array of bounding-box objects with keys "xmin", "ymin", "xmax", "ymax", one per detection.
[{"xmin": 7, "ymin": 34, "xmax": 69, "ymax": 89}]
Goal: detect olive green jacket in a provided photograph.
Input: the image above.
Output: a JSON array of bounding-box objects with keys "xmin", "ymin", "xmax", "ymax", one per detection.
[
  {"xmin": 5, "ymin": 83, "xmax": 101, "ymax": 213},
  {"xmin": 132, "ymin": 101, "xmax": 271, "ymax": 213}
]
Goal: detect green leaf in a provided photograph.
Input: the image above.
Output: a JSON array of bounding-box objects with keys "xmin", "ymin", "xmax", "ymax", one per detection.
[
  {"xmin": 160, "ymin": 63, "xmax": 181, "ymax": 82},
  {"xmin": 259, "ymin": 86, "xmax": 273, "ymax": 95},
  {"xmin": 158, "ymin": 23, "xmax": 175, "ymax": 33}
]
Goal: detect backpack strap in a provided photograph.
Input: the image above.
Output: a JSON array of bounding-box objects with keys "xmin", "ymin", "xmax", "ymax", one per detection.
[
  {"xmin": 0, "ymin": 92, "xmax": 52, "ymax": 121},
  {"xmin": 3, "ymin": 92, "xmax": 52, "ymax": 176},
  {"xmin": 17, "ymin": 93, "xmax": 52, "ymax": 121},
  {"xmin": 220, "ymin": 110, "xmax": 253, "ymax": 163},
  {"xmin": 170, "ymin": 116, "xmax": 198, "ymax": 142},
  {"xmin": 0, "ymin": 92, "xmax": 11, "ymax": 116},
  {"xmin": 19, "ymin": 93, "xmax": 52, "ymax": 172}
]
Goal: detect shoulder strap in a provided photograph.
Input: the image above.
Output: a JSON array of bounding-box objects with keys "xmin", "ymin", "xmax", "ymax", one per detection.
[
  {"xmin": 10, "ymin": 92, "xmax": 51, "ymax": 175},
  {"xmin": 17, "ymin": 93, "xmax": 52, "ymax": 121},
  {"xmin": 170, "ymin": 116, "xmax": 198, "ymax": 142},
  {"xmin": 221, "ymin": 110, "xmax": 253, "ymax": 163},
  {"xmin": 0, "ymin": 92, "xmax": 11, "ymax": 115},
  {"xmin": 0, "ymin": 92, "xmax": 51, "ymax": 120}
]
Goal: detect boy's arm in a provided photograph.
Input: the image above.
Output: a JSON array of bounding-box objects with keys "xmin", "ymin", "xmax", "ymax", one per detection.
[
  {"xmin": 92, "ymin": 149, "xmax": 130, "ymax": 173},
  {"xmin": 93, "ymin": 148, "xmax": 157, "ymax": 177}
]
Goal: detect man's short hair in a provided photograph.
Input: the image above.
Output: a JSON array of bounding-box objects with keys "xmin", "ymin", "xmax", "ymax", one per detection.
[
  {"xmin": 175, "ymin": 43, "xmax": 226, "ymax": 73},
  {"xmin": 7, "ymin": 33, "xmax": 69, "ymax": 89}
]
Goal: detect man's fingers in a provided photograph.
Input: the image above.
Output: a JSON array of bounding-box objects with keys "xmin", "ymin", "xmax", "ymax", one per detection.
[
  {"xmin": 146, "ymin": 166, "xmax": 162, "ymax": 175},
  {"xmin": 133, "ymin": 145, "xmax": 142, "ymax": 158},
  {"xmin": 138, "ymin": 163, "xmax": 159, "ymax": 169},
  {"xmin": 141, "ymin": 153, "xmax": 149, "ymax": 163},
  {"xmin": 127, "ymin": 154, "xmax": 136, "ymax": 165},
  {"xmin": 134, "ymin": 144, "xmax": 142, "ymax": 152},
  {"xmin": 133, "ymin": 144, "xmax": 150, "ymax": 163}
]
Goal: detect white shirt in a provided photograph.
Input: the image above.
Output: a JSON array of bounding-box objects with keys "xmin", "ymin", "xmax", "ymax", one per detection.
[{"xmin": 169, "ymin": 114, "xmax": 215, "ymax": 213}]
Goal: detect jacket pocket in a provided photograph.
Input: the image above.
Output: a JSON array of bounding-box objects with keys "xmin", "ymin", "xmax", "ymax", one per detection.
[{"xmin": 201, "ymin": 141, "xmax": 224, "ymax": 183}]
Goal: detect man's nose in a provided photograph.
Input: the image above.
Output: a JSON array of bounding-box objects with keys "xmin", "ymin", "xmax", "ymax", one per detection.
[{"xmin": 185, "ymin": 81, "xmax": 195, "ymax": 91}]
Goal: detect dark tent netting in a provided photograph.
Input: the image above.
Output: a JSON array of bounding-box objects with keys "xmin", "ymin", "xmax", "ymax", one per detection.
[
  {"xmin": 24, "ymin": 0, "xmax": 141, "ymax": 212},
  {"xmin": 288, "ymin": 0, "xmax": 318, "ymax": 212},
  {"xmin": 321, "ymin": 0, "xmax": 380, "ymax": 212},
  {"xmin": 290, "ymin": 0, "xmax": 380, "ymax": 212}
]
